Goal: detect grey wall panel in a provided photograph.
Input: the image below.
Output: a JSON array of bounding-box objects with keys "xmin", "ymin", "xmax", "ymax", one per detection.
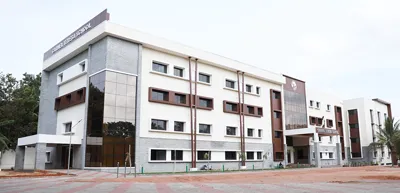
[
  {"xmin": 88, "ymin": 38, "xmax": 108, "ymax": 75},
  {"xmin": 106, "ymin": 37, "xmax": 139, "ymax": 74},
  {"xmin": 38, "ymin": 51, "xmax": 88, "ymax": 135}
]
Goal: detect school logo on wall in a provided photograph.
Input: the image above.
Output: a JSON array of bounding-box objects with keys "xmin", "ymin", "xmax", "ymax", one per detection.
[{"xmin": 291, "ymin": 80, "xmax": 297, "ymax": 91}]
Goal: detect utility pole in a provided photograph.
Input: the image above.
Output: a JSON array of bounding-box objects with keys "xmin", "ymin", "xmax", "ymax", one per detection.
[{"xmin": 67, "ymin": 119, "xmax": 82, "ymax": 175}]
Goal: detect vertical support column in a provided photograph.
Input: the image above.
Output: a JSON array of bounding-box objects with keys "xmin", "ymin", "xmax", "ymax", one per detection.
[
  {"xmin": 336, "ymin": 142, "xmax": 342, "ymax": 166},
  {"xmin": 34, "ymin": 143, "xmax": 47, "ymax": 170},
  {"xmin": 313, "ymin": 132, "xmax": 321, "ymax": 168},
  {"xmin": 309, "ymin": 144, "xmax": 313, "ymax": 165},
  {"xmin": 14, "ymin": 146, "xmax": 25, "ymax": 171},
  {"xmin": 284, "ymin": 144, "xmax": 288, "ymax": 166}
]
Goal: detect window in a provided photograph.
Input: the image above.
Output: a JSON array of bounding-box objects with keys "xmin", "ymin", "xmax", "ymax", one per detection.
[
  {"xmin": 171, "ymin": 150, "xmax": 183, "ymax": 160},
  {"xmin": 349, "ymin": 123, "xmax": 359, "ymax": 129},
  {"xmin": 66, "ymin": 94, "xmax": 72, "ymax": 103},
  {"xmin": 173, "ymin": 67, "xmax": 183, "ymax": 77},
  {"xmin": 310, "ymin": 117, "xmax": 316, "ymax": 125},
  {"xmin": 257, "ymin": 108, "xmax": 263, "ymax": 116},
  {"xmin": 225, "ymin": 102, "xmax": 238, "ymax": 112},
  {"xmin": 327, "ymin": 119, "xmax": 333, "ymax": 127},
  {"xmin": 46, "ymin": 152, "xmax": 51, "ymax": 163},
  {"xmin": 247, "ymin": 106, "xmax": 255, "ymax": 114},
  {"xmin": 247, "ymin": 128, "xmax": 254, "ymax": 137},
  {"xmin": 352, "ymin": 153, "xmax": 361, "ymax": 158},
  {"xmin": 382, "ymin": 151, "xmax": 385, "ymax": 157},
  {"xmin": 389, "ymin": 152, "xmax": 391, "ymax": 158},
  {"xmin": 174, "ymin": 121, "xmax": 184, "ymax": 132},
  {"xmin": 329, "ymin": 153, "xmax": 333, "ymax": 159},
  {"xmin": 310, "ymin": 100, "xmax": 314, "ymax": 107},
  {"xmin": 274, "ymin": 131, "xmax": 281, "ymax": 138},
  {"xmin": 273, "ymin": 111, "xmax": 281, "ymax": 119},
  {"xmin": 225, "ymin": 80, "xmax": 235, "ymax": 89},
  {"xmin": 64, "ymin": 122, "xmax": 72, "ymax": 133},
  {"xmin": 226, "ymin": 126, "xmax": 236, "ymax": 136},
  {"xmin": 327, "ymin": 104, "xmax": 331, "ymax": 111},
  {"xmin": 348, "ymin": 109, "xmax": 357, "ymax": 115},
  {"xmin": 370, "ymin": 110, "xmax": 374, "ymax": 123},
  {"xmin": 58, "ymin": 73, "xmax": 63, "ymax": 82},
  {"xmin": 320, "ymin": 152, "xmax": 323, "ymax": 158},
  {"xmin": 318, "ymin": 136, "xmax": 322, "ymax": 142},
  {"xmin": 377, "ymin": 111, "xmax": 381, "ymax": 125},
  {"xmin": 247, "ymin": 152, "xmax": 254, "ymax": 160},
  {"xmin": 199, "ymin": 73, "xmax": 210, "ymax": 83},
  {"xmin": 350, "ymin": 138, "xmax": 359, "ymax": 143},
  {"xmin": 246, "ymin": 84, "xmax": 252, "ymax": 92},
  {"xmin": 152, "ymin": 62, "xmax": 167, "ymax": 73},
  {"xmin": 329, "ymin": 136, "xmax": 333, "ymax": 143},
  {"xmin": 151, "ymin": 150, "xmax": 166, "ymax": 161},
  {"xmin": 151, "ymin": 119, "xmax": 167, "ymax": 130},
  {"xmin": 174, "ymin": 94, "xmax": 186, "ymax": 104},
  {"xmin": 316, "ymin": 102, "xmax": 320, "ymax": 109},
  {"xmin": 257, "ymin": 152, "xmax": 262, "ymax": 160},
  {"xmin": 151, "ymin": 90, "xmax": 168, "ymax": 101},
  {"xmin": 374, "ymin": 151, "xmax": 377, "ymax": 158},
  {"xmin": 256, "ymin": 87, "xmax": 260, "ymax": 95},
  {"xmin": 199, "ymin": 124, "xmax": 211, "ymax": 134},
  {"xmin": 198, "ymin": 151, "xmax": 211, "ymax": 160},
  {"xmin": 77, "ymin": 89, "xmax": 84, "ymax": 100},
  {"xmin": 273, "ymin": 91, "xmax": 281, "ymax": 99},
  {"xmin": 317, "ymin": 118, "xmax": 323, "ymax": 125},
  {"xmin": 225, "ymin": 151, "xmax": 237, "ymax": 160},
  {"xmin": 199, "ymin": 98, "xmax": 212, "ymax": 108},
  {"xmin": 80, "ymin": 62, "xmax": 86, "ymax": 72},
  {"xmin": 258, "ymin": 129, "xmax": 262, "ymax": 137},
  {"xmin": 276, "ymin": 152, "xmax": 284, "ymax": 160},
  {"xmin": 384, "ymin": 113, "xmax": 387, "ymax": 121}
]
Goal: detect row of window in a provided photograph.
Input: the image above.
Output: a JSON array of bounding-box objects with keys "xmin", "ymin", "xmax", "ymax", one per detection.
[
  {"xmin": 224, "ymin": 101, "xmax": 263, "ymax": 117},
  {"xmin": 150, "ymin": 149, "xmax": 264, "ymax": 161},
  {"xmin": 151, "ymin": 119, "xmax": 263, "ymax": 137},
  {"xmin": 370, "ymin": 109, "xmax": 387, "ymax": 125},
  {"xmin": 373, "ymin": 151, "xmax": 391, "ymax": 158},
  {"xmin": 309, "ymin": 116, "xmax": 333, "ymax": 127},
  {"xmin": 309, "ymin": 100, "xmax": 331, "ymax": 111},
  {"xmin": 313, "ymin": 152, "xmax": 334, "ymax": 159},
  {"xmin": 152, "ymin": 61, "xmax": 261, "ymax": 95}
]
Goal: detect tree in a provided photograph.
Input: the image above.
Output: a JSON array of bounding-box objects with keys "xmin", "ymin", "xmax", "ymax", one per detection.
[
  {"xmin": 375, "ymin": 117, "xmax": 400, "ymax": 166},
  {"xmin": 0, "ymin": 72, "xmax": 40, "ymax": 149},
  {"xmin": 0, "ymin": 120, "xmax": 13, "ymax": 168}
]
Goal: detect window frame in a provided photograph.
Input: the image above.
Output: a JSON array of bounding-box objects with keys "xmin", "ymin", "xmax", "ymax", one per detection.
[
  {"xmin": 225, "ymin": 151, "xmax": 237, "ymax": 160},
  {"xmin": 256, "ymin": 87, "xmax": 261, "ymax": 95},
  {"xmin": 199, "ymin": 124, "xmax": 211, "ymax": 134},
  {"xmin": 245, "ymin": 84, "xmax": 252, "ymax": 93},
  {"xmin": 151, "ymin": 89, "xmax": 169, "ymax": 102},
  {"xmin": 173, "ymin": 66, "xmax": 184, "ymax": 77},
  {"xmin": 64, "ymin": 122, "xmax": 72, "ymax": 133},
  {"xmin": 198, "ymin": 151, "xmax": 211, "ymax": 160},
  {"xmin": 198, "ymin": 73, "xmax": 211, "ymax": 84},
  {"xmin": 225, "ymin": 79, "xmax": 235, "ymax": 89},
  {"xmin": 171, "ymin": 150, "xmax": 183, "ymax": 161},
  {"xmin": 174, "ymin": 121, "xmax": 185, "ymax": 132},
  {"xmin": 152, "ymin": 61, "xmax": 168, "ymax": 74},
  {"xmin": 247, "ymin": 152, "xmax": 254, "ymax": 160},
  {"xmin": 258, "ymin": 129, "xmax": 262, "ymax": 138},
  {"xmin": 151, "ymin": 119, "xmax": 167, "ymax": 131},
  {"xmin": 150, "ymin": 149, "xmax": 167, "ymax": 161},
  {"xmin": 247, "ymin": 128, "xmax": 254, "ymax": 137},
  {"xmin": 226, "ymin": 126, "xmax": 237, "ymax": 136}
]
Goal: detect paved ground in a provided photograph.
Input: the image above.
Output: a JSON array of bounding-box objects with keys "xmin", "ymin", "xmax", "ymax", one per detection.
[{"xmin": 1, "ymin": 167, "xmax": 400, "ymax": 193}]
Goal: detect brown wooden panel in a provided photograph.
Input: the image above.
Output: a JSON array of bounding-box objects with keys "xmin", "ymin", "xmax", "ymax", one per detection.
[
  {"xmin": 54, "ymin": 87, "xmax": 86, "ymax": 111},
  {"xmin": 222, "ymin": 100, "xmax": 263, "ymax": 118},
  {"xmin": 351, "ymin": 143, "xmax": 361, "ymax": 153},
  {"xmin": 350, "ymin": 128, "xmax": 360, "ymax": 138},
  {"xmin": 270, "ymin": 89, "xmax": 284, "ymax": 161}
]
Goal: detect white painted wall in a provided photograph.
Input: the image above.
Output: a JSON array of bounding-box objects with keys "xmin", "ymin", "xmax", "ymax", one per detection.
[
  {"xmin": 59, "ymin": 74, "xmax": 87, "ymax": 96},
  {"xmin": 306, "ymin": 89, "xmax": 344, "ymax": 146},
  {"xmin": 0, "ymin": 148, "xmax": 35, "ymax": 169},
  {"xmin": 56, "ymin": 104, "xmax": 85, "ymax": 138},
  {"xmin": 140, "ymin": 47, "xmax": 282, "ymax": 144}
]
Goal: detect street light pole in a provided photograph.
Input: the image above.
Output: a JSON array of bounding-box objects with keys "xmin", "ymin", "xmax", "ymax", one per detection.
[{"xmin": 67, "ymin": 119, "xmax": 82, "ymax": 175}]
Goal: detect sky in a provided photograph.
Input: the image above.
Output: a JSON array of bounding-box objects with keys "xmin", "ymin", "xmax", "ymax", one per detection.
[{"xmin": 0, "ymin": 0, "xmax": 399, "ymax": 117}]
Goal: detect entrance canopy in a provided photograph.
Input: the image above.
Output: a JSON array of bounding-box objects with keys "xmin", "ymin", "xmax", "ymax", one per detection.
[
  {"xmin": 17, "ymin": 134, "xmax": 82, "ymax": 146},
  {"xmin": 285, "ymin": 127, "xmax": 339, "ymax": 137}
]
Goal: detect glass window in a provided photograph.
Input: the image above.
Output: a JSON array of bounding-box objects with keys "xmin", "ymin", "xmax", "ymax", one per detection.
[
  {"xmin": 247, "ymin": 106, "xmax": 255, "ymax": 114},
  {"xmin": 374, "ymin": 151, "xmax": 377, "ymax": 158},
  {"xmin": 350, "ymin": 123, "xmax": 359, "ymax": 129},
  {"xmin": 199, "ymin": 98, "xmax": 212, "ymax": 108},
  {"xmin": 225, "ymin": 151, "xmax": 237, "ymax": 160},
  {"xmin": 257, "ymin": 108, "xmax": 263, "ymax": 116},
  {"xmin": 46, "ymin": 152, "xmax": 51, "ymax": 162},
  {"xmin": 247, "ymin": 128, "xmax": 254, "ymax": 137},
  {"xmin": 274, "ymin": 111, "xmax": 281, "ymax": 119},
  {"xmin": 225, "ymin": 102, "xmax": 238, "ymax": 112},
  {"xmin": 316, "ymin": 102, "xmax": 320, "ymax": 108},
  {"xmin": 246, "ymin": 84, "xmax": 252, "ymax": 92},
  {"xmin": 328, "ymin": 153, "xmax": 333, "ymax": 159},
  {"xmin": 173, "ymin": 67, "xmax": 183, "ymax": 77},
  {"xmin": 247, "ymin": 152, "xmax": 254, "ymax": 160},
  {"xmin": 174, "ymin": 121, "xmax": 184, "ymax": 132},
  {"xmin": 152, "ymin": 62, "xmax": 167, "ymax": 73},
  {"xmin": 171, "ymin": 150, "xmax": 183, "ymax": 160},
  {"xmin": 199, "ymin": 73, "xmax": 210, "ymax": 83},
  {"xmin": 310, "ymin": 100, "xmax": 314, "ymax": 107},
  {"xmin": 151, "ymin": 119, "xmax": 167, "ymax": 130},
  {"xmin": 258, "ymin": 129, "xmax": 262, "ymax": 137},
  {"xmin": 198, "ymin": 151, "xmax": 211, "ymax": 160},
  {"xmin": 257, "ymin": 152, "xmax": 262, "ymax": 160},
  {"xmin": 256, "ymin": 87, "xmax": 260, "ymax": 95},
  {"xmin": 151, "ymin": 90, "xmax": 168, "ymax": 101},
  {"xmin": 276, "ymin": 152, "xmax": 284, "ymax": 160},
  {"xmin": 58, "ymin": 73, "xmax": 63, "ymax": 82},
  {"xmin": 329, "ymin": 136, "xmax": 333, "ymax": 142},
  {"xmin": 317, "ymin": 118, "xmax": 323, "ymax": 125},
  {"xmin": 174, "ymin": 94, "xmax": 186, "ymax": 104},
  {"xmin": 348, "ymin": 109, "xmax": 357, "ymax": 115},
  {"xmin": 226, "ymin": 126, "xmax": 236, "ymax": 135},
  {"xmin": 350, "ymin": 138, "xmax": 359, "ymax": 143},
  {"xmin": 320, "ymin": 152, "xmax": 323, "ymax": 158},
  {"xmin": 273, "ymin": 91, "xmax": 280, "ymax": 99},
  {"xmin": 199, "ymin": 124, "xmax": 211, "ymax": 134},
  {"xmin": 225, "ymin": 80, "xmax": 235, "ymax": 88},
  {"xmin": 64, "ymin": 122, "xmax": 72, "ymax": 133},
  {"xmin": 151, "ymin": 150, "xmax": 166, "ymax": 160},
  {"xmin": 274, "ymin": 131, "xmax": 281, "ymax": 138}
]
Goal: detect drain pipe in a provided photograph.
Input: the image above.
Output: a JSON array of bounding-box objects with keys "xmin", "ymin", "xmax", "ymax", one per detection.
[
  {"xmin": 237, "ymin": 71, "xmax": 244, "ymax": 165},
  {"xmin": 194, "ymin": 58, "xmax": 198, "ymax": 167},
  {"xmin": 241, "ymin": 72, "xmax": 246, "ymax": 167},
  {"xmin": 188, "ymin": 57, "xmax": 195, "ymax": 169}
]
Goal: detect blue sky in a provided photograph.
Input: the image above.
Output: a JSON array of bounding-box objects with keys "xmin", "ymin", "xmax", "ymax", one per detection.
[{"xmin": 1, "ymin": 0, "xmax": 399, "ymax": 117}]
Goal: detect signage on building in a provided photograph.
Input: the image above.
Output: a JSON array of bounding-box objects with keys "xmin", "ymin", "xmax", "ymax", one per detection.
[
  {"xmin": 43, "ymin": 9, "xmax": 110, "ymax": 60},
  {"xmin": 316, "ymin": 128, "xmax": 339, "ymax": 135}
]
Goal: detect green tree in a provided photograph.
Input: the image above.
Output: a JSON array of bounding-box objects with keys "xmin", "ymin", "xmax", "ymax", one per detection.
[{"xmin": 375, "ymin": 117, "xmax": 400, "ymax": 166}]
